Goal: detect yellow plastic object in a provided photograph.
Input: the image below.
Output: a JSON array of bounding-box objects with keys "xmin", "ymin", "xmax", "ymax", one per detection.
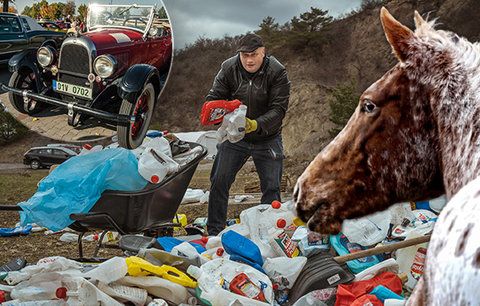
[
  {"xmin": 173, "ymin": 214, "xmax": 188, "ymax": 230},
  {"xmin": 293, "ymin": 217, "xmax": 306, "ymax": 226},
  {"xmin": 125, "ymin": 256, "xmax": 197, "ymax": 288}
]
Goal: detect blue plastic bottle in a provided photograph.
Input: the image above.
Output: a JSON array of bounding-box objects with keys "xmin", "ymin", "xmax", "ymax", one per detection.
[
  {"xmin": 330, "ymin": 233, "xmax": 380, "ymax": 274},
  {"xmin": 369, "ymin": 285, "xmax": 404, "ymax": 302},
  {"xmin": 221, "ymin": 230, "xmax": 264, "ymax": 266}
]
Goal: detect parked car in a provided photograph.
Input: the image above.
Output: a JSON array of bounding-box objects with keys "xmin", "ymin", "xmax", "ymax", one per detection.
[
  {"xmin": 0, "ymin": 13, "xmax": 65, "ymax": 64},
  {"xmin": 23, "ymin": 146, "xmax": 77, "ymax": 169},
  {"xmin": 38, "ymin": 21, "xmax": 67, "ymax": 33},
  {"xmin": 1, "ymin": 4, "xmax": 172, "ymax": 149}
]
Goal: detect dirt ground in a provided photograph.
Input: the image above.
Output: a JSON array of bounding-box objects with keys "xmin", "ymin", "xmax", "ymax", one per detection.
[{"xmin": 0, "ymin": 160, "xmax": 292, "ymax": 265}]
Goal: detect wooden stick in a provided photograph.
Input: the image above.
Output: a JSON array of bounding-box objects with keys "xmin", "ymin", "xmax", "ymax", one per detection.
[{"xmin": 334, "ymin": 235, "xmax": 431, "ymax": 264}]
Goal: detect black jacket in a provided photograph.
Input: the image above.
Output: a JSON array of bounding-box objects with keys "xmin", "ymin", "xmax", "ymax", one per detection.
[{"xmin": 205, "ymin": 55, "xmax": 290, "ymax": 143}]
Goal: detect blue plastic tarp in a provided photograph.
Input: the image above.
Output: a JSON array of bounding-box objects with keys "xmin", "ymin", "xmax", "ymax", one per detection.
[{"xmin": 19, "ymin": 148, "xmax": 148, "ymax": 231}]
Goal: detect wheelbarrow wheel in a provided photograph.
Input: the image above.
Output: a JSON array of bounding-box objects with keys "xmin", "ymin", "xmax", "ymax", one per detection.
[
  {"xmin": 8, "ymin": 69, "xmax": 46, "ymax": 115},
  {"xmin": 117, "ymin": 82, "xmax": 155, "ymax": 149}
]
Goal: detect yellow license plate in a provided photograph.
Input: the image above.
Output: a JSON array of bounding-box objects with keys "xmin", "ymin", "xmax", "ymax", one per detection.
[{"xmin": 53, "ymin": 80, "xmax": 92, "ymax": 99}]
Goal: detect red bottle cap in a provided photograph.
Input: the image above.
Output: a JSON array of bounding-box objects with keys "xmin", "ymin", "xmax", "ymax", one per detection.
[
  {"xmin": 272, "ymin": 283, "xmax": 279, "ymax": 291},
  {"xmin": 201, "ymin": 236, "xmax": 209, "ymax": 243},
  {"xmin": 82, "ymin": 143, "xmax": 92, "ymax": 150},
  {"xmin": 277, "ymin": 218, "xmax": 286, "ymax": 228},
  {"xmin": 56, "ymin": 287, "xmax": 67, "ymax": 299},
  {"xmin": 162, "ymin": 130, "xmax": 169, "ymax": 135},
  {"xmin": 0, "ymin": 291, "xmax": 5, "ymax": 303},
  {"xmin": 271, "ymin": 200, "xmax": 281, "ymax": 209},
  {"xmin": 216, "ymin": 247, "xmax": 224, "ymax": 256},
  {"xmin": 151, "ymin": 175, "xmax": 160, "ymax": 184}
]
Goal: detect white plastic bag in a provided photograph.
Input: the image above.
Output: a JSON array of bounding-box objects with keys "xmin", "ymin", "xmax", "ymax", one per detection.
[
  {"xmin": 263, "ymin": 256, "xmax": 307, "ymax": 289},
  {"xmin": 181, "ymin": 189, "xmax": 205, "ymax": 204},
  {"xmin": 342, "ymin": 209, "xmax": 392, "ymax": 246}
]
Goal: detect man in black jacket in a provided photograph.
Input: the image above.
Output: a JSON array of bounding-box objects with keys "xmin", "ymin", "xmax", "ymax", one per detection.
[{"xmin": 205, "ymin": 33, "xmax": 291, "ymax": 236}]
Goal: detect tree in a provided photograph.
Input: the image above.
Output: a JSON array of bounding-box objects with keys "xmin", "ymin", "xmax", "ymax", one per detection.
[
  {"xmin": 328, "ymin": 81, "xmax": 360, "ymax": 137},
  {"xmin": 157, "ymin": 7, "xmax": 167, "ymax": 19},
  {"xmin": 62, "ymin": 0, "xmax": 76, "ymax": 18},
  {"xmin": 258, "ymin": 16, "xmax": 279, "ymax": 36},
  {"xmin": 77, "ymin": 4, "xmax": 87, "ymax": 22},
  {"xmin": 291, "ymin": 7, "xmax": 332, "ymax": 32}
]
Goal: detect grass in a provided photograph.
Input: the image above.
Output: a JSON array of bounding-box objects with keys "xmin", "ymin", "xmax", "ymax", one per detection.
[{"xmin": 0, "ymin": 171, "xmax": 48, "ymax": 205}]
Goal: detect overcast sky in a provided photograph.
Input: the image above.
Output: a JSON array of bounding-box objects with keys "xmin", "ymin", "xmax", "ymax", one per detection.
[{"xmin": 14, "ymin": 0, "xmax": 362, "ymax": 49}]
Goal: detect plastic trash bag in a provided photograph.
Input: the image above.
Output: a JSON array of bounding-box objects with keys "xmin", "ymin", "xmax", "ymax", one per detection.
[{"xmin": 18, "ymin": 148, "xmax": 148, "ymax": 231}]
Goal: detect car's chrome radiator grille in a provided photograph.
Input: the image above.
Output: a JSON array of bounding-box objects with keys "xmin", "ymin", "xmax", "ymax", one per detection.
[{"xmin": 59, "ymin": 44, "xmax": 90, "ymax": 75}]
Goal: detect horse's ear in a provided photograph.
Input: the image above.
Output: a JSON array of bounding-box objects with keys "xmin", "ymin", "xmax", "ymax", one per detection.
[
  {"xmin": 380, "ymin": 7, "xmax": 413, "ymax": 62},
  {"xmin": 414, "ymin": 11, "xmax": 428, "ymax": 29}
]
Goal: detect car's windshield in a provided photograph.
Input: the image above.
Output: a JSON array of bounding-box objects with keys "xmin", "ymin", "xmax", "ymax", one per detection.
[{"xmin": 88, "ymin": 4, "xmax": 154, "ymax": 33}]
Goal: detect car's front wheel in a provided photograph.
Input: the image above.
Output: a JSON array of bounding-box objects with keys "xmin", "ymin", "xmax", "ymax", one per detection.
[
  {"xmin": 8, "ymin": 69, "xmax": 46, "ymax": 115},
  {"xmin": 30, "ymin": 160, "xmax": 41, "ymax": 170},
  {"xmin": 117, "ymin": 83, "xmax": 155, "ymax": 149}
]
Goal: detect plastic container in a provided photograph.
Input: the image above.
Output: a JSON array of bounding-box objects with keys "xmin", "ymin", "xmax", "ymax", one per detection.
[
  {"xmin": 354, "ymin": 258, "xmax": 399, "ymax": 281},
  {"xmin": 384, "ymin": 298, "xmax": 406, "ymax": 306},
  {"xmin": 157, "ymin": 236, "xmax": 206, "ymax": 253},
  {"xmin": 96, "ymin": 282, "xmax": 148, "ymax": 306},
  {"xmin": 83, "ymin": 256, "xmax": 127, "ymax": 284},
  {"xmin": 10, "ymin": 273, "xmax": 62, "ymax": 301},
  {"xmin": 263, "ymin": 256, "xmax": 307, "ymax": 290},
  {"xmin": 205, "ymin": 236, "xmax": 222, "ymax": 249},
  {"xmin": 144, "ymin": 136, "xmax": 172, "ymax": 157},
  {"xmin": 268, "ymin": 228, "xmax": 301, "ymax": 258},
  {"xmin": 125, "ymin": 256, "xmax": 197, "ymax": 288},
  {"xmin": 369, "ymin": 285, "xmax": 404, "ymax": 302},
  {"xmin": 341, "ymin": 210, "xmax": 391, "ymax": 246},
  {"xmin": 396, "ymin": 231, "xmax": 428, "ymax": 292},
  {"xmin": 138, "ymin": 148, "xmax": 170, "ymax": 184},
  {"xmin": 330, "ymin": 234, "xmax": 380, "ymax": 274},
  {"xmin": 118, "ymin": 276, "xmax": 190, "ymax": 304},
  {"xmin": 229, "ymin": 272, "xmax": 267, "ymax": 302},
  {"xmin": 293, "ymin": 226, "xmax": 330, "ymax": 257},
  {"xmin": 187, "ymin": 258, "xmax": 273, "ymax": 305},
  {"xmin": 1, "ymin": 300, "xmax": 65, "ymax": 306},
  {"xmin": 137, "ymin": 247, "xmax": 200, "ymax": 272},
  {"xmin": 221, "ymin": 230, "xmax": 264, "ymax": 266},
  {"xmin": 225, "ymin": 104, "xmax": 247, "ymax": 143},
  {"xmin": 57, "ymin": 276, "xmax": 122, "ymax": 305},
  {"xmin": 79, "ymin": 144, "xmax": 103, "ymax": 155}
]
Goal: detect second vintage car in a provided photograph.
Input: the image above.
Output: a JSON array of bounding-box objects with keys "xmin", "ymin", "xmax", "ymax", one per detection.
[{"xmin": 1, "ymin": 4, "xmax": 172, "ymax": 149}]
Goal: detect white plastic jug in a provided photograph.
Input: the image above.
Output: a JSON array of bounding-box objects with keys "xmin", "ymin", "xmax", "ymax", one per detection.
[
  {"xmin": 395, "ymin": 231, "xmax": 429, "ymax": 292},
  {"xmin": 144, "ymin": 136, "xmax": 172, "ymax": 158},
  {"xmin": 138, "ymin": 148, "xmax": 179, "ymax": 184},
  {"xmin": 97, "ymin": 282, "xmax": 147, "ymax": 306},
  {"xmin": 59, "ymin": 277, "xmax": 123, "ymax": 306},
  {"xmin": 225, "ymin": 104, "xmax": 247, "ymax": 143},
  {"xmin": 187, "ymin": 258, "xmax": 274, "ymax": 306},
  {"xmin": 117, "ymin": 276, "xmax": 190, "ymax": 305},
  {"xmin": 83, "ymin": 256, "xmax": 127, "ymax": 284}
]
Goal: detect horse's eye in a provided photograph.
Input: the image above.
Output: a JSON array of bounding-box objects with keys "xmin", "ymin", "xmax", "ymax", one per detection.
[{"xmin": 363, "ymin": 100, "xmax": 377, "ymax": 113}]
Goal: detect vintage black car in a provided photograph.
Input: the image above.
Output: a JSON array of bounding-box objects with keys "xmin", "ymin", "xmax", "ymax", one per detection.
[
  {"xmin": 23, "ymin": 146, "xmax": 77, "ymax": 169},
  {"xmin": 0, "ymin": 13, "xmax": 65, "ymax": 64},
  {"xmin": 0, "ymin": 4, "xmax": 172, "ymax": 149}
]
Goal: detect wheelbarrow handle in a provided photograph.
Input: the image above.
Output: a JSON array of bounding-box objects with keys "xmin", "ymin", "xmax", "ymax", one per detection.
[
  {"xmin": 334, "ymin": 234, "xmax": 431, "ymax": 264},
  {"xmin": 0, "ymin": 205, "xmax": 23, "ymax": 211}
]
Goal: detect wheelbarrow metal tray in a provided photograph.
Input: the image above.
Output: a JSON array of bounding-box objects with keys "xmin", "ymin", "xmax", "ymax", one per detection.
[{"xmin": 69, "ymin": 142, "xmax": 207, "ymax": 234}]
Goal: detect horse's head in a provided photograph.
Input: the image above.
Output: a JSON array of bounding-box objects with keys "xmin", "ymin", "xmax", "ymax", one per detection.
[{"xmin": 294, "ymin": 8, "xmax": 452, "ymax": 233}]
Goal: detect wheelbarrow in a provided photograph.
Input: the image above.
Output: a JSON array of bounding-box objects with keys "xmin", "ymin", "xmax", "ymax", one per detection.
[{"xmin": 0, "ymin": 142, "xmax": 208, "ymax": 259}]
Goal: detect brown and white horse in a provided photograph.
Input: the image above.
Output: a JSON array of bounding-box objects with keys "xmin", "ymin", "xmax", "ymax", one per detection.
[{"xmin": 294, "ymin": 7, "xmax": 480, "ymax": 305}]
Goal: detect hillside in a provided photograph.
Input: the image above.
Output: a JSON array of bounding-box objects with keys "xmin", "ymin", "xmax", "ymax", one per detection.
[{"xmin": 153, "ymin": 0, "xmax": 480, "ymax": 180}]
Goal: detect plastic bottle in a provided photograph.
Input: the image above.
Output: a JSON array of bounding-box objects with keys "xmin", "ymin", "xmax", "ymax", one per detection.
[
  {"xmin": 118, "ymin": 276, "xmax": 190, "ymax": 304},
  {"xmin": 56, "ymin": 277, "xmax": 123, "ymax": 306},
  {"xmin": 125, "ymin": 256, "xmax": 197, "ymax": 288},
  {"xmin": 79, "ymin": 144, "xmax": 103, "ymax": 155},
  {"xmin": 137, "ymin": 247, "xmax": 200, "ymax": 272},
  {"xmin": 137, "ymin": 148, "xmax": 169, "ymax": 184},
  {"xmin": 369, "ymin": 285, "xmax": 404, "ymax": 302},
  {"xmin": 384, "ymin": 298, "xmax": 406, "ymax": 306},
  {"xmin": 268, "ymin": 228, "xmax": 301, "ymax": 258},
  {"xmin": 144, "ymin": 136, "xmax": 172, "ymax": 158},
  {"xmin": 395, "ymin": 231, "xmax": 429, "ymax": 292},
  {"xmin": 83, "ymin": 256, "xmax": 127, "ymax": 284},
  {"xmin": 97, "ymin": 282, "xmax": 148, "ymax": 306},
  {"xmin": 10, "ymin": 279, "xmax": 61, "ymax": 301},
  {"xmin": 187, "ymin": 259, "xmax": 273, "ymax": 306},
  {"xmin": 229, "ymin": 272, "xmax": 267, "ymax": 302},
  {"xmin": 205, "ymin": 236, "xmax": 222, "ymax": 249},
  {"xmin": 225, "ymin": 105, "xmax": 247, "ymax": 143},
  {"xmin": 221, "ymin": 230, "xmax": 264, "ymax": 266},
  {"xmin": 1, "ymin": 300, "xmax": 65, "ymax": 306}
]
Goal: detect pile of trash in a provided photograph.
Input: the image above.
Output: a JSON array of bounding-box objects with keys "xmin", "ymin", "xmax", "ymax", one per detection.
[
  {"xmin": 16, "ymin": 131, "xmax": 204, "ymax": 231},
  {"xmin": 0, "ymin": 196, "xmax": 447, "ymax": 305}
]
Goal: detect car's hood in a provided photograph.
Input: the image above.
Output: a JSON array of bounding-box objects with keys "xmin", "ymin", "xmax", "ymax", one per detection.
[{"xmin": 83, "ymin": 28, "xmax": 143, "ymax": 51}]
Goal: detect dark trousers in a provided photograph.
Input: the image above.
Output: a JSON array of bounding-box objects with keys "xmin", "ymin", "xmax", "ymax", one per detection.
[{"xmin": 207, "ymin": 135, "xmax": 284, "ymax": 236}]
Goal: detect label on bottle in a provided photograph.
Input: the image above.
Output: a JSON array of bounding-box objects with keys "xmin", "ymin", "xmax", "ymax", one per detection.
[
  {"xmin": 271, "ymin": 231, "xmax": 300, "ymax": 257},
  {"xmin": 229, "ymin": 273, "xmax": 266, "ymax": 302},
  {"xmin": 410, "ymin": 247, "xmax": 427, "ymax": 280}
]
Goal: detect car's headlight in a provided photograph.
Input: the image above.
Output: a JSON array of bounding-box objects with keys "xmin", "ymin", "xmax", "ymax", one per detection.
[
  {"xmin": 37, "ymin": 46, "xmax": 56, "ymax": 67},
  {"xmin": 93, "ymin": 55, "xmax": 117, "ymax": 78}
]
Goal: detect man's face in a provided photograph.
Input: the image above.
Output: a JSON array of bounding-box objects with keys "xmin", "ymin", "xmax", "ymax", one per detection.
[{"xmin": 239, "ymin": 47, "xmax": 265, "ymax": 73}]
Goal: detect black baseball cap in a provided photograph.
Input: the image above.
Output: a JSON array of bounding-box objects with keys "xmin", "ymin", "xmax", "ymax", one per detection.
[{"xmin": 237, "ymin": 33, "xmax": 264, "ymax": 53}]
